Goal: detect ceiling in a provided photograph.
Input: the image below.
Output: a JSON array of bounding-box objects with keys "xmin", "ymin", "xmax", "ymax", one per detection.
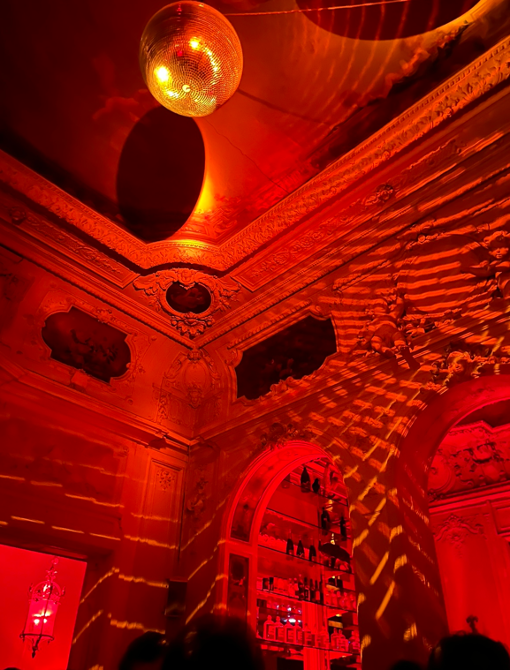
[{"xmin": 0, "ymin": 0, "xmax": 494, "ymax": 254}]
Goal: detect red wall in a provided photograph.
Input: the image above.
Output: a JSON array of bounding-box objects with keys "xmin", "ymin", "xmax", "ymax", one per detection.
[{"xmin": 0, "ymin": 545, "xmax": 86, "ymax": 670}]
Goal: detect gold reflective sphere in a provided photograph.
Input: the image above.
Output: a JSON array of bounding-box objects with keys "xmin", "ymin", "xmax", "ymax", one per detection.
[{"xmin": 139, "ymin": 1, "xmax": 243, "ymax": 118}]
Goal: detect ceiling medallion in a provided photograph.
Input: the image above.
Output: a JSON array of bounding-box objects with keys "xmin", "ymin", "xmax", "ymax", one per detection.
[
  {"xmin": 133, "ymin": 269, "xmax": 241, "ymax": 338},
  {"xmin": 139, "ymin": 1, "xmax": 243, "ymax": 118}
]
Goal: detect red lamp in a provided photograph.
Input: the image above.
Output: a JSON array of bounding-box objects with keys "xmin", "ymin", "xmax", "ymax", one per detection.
[{"xmin": 20, "ymin": 557, "xmax": 65, "ymax": 658}]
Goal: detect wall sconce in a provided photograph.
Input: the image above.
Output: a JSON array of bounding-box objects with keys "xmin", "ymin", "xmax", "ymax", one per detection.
[{"xmin": 20, "ymin": 557, "xmax": 65, "ymax": 658}]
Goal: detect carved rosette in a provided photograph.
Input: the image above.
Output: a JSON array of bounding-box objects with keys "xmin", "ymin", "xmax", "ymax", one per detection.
[
  {"xmin": 156, "ymin": 465, "xmax": 176, "ymax": 492},
  {"xmin": 134, "ymin": 269, "xmax": 241, "ymax": 338}
]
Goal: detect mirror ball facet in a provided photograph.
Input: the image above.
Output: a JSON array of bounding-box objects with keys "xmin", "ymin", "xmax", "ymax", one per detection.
[{"xmin": 139, "ymin": 1, "xmax": 243, "ymax": 118}]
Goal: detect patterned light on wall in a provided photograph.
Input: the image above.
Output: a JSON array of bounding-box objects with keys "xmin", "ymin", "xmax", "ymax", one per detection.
[
  {"xmin": 139, "ymin": 1, "xmax": 243, "ymax": 118},
  {"xmin": 20, "ymin": 557, "xmax": 65, "ymax": 658}
]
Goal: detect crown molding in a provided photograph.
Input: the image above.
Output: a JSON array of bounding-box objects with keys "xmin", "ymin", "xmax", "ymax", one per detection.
[{"xmin": 0, "ymin": 35, "xmax": 509, "ymax": 272}]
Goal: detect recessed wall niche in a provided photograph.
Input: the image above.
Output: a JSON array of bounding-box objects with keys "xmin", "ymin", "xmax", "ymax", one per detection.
[
  {"xmin": 41, "ymin": 307, "xmax": 131, "ymax": 383},
  {"xmin": 235, "ymin": 316, "xmax": 337, "ymax": 400}
]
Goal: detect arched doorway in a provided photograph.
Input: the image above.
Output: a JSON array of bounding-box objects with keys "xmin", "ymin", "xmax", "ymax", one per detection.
[
  {"xmin": 218, "ymin": 440, "xmax": 360, "ymax": 670},
  {"xmin": 427, "ymin": 398, "xmax": 510, "ymax": 645},
  {"xmin": 395, "ymin": 375, "xmax": 510, "ymax": 656}
]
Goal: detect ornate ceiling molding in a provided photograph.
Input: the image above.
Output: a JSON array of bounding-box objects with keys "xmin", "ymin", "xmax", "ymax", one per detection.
[
  {"xmin": 133, "ymin": 269, "xmax": 241, "ymax": 338},
  {"xmin": 0, "ymin": 35, "xmax": 509, "ymax": 272}
]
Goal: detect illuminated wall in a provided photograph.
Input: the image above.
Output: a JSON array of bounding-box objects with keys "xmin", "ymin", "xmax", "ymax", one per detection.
[
  {"xmin": 0, "ymin": 545, "xmax": 86, "ymax": 670},
  {"xmin": 1, "ymin": 30, "xmax": 510, "ymax": 670},
  {"xmin": 429, "ymin": 413, "xmax": 510, "ymax": 646}
]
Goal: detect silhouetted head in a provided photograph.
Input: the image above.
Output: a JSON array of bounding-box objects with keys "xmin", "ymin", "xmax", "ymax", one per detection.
[
  {"xmin": 388, "ymin": 662, "xmax": 423, "ymax": 670},
  {"xmin": 119, "ymin": 631, "xmax": 166, "ymax": 670},
  {"xmin": 163, "ymin": 615, "xmax": 264, "ymax": 670},
  {"xmin": 428, "ymin": 633, "xmax": 510, "ymax": 670}
]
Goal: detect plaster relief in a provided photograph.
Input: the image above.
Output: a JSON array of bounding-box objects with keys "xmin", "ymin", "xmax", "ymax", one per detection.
[
  {"xmin": 155, "ymin": 348, "xmax": 220, "ymax": 428},
  {"xmin": 433, "ymin": 514, "xmax": 484, "ymax": 555},
  {"xmin": 0, "ymin": 254, "xmax": 33, "ymax": 335},
  {"xmin": 42, "ymin": 307, "xmax": 131, "ymax": 383},
  {"xmin": 429, "ymin": 420, "xmax": 510, "ymax": 500},
  {"xmin": 235, "ymin": 316, "xmax": 337, "ymax": 401},
  {"xmin": 27, "ymin": 289, "xmax": 151, "ymax": 401},
  {"xmin": 133, "ymin": 269, "xmax": 241, "ymax": 338}
]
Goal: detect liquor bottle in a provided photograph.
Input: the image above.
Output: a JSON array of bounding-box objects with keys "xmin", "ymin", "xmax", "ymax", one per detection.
[
  {"xmin": 320, "ymin": 507, "xmax": 331, "ymax": 533},
  {"xmin": 338, "ymin": 630, "xmax": 349, "ymax": 652},
  {"xmin": 287, "ymin": 577, "xmax": 294, "ymax": 597},
  {"xmin": 262, "ymin": 577, "xmax": 269, "ymax": 591},
  {"xmin": 295, "ymin": 624, "xmax": 304, "ymax": 646},
  {"xmin": 303, "ymin": 577, "xmax": 309, "ymax": 601},
  {"xmin": 275, "ymin": 616, "xmax": 285, "ymax": 642},
  {"xmin": 319, "ymin": 580, "xmax": 324, "ymax": 605},
  {"xmin": 308, "ymin": 543, "xmax": 317, "ymax": 562},
  {"xmin": 318, "ymin": 628, "xmax": 329, "ymax": 650},
  {"xmin": 312, "ymin": 477, "xmax": 320, "ymax": 494},
  {"xmin": 350, "ymin": 630, "xmax": 360, "ymax": 654},
  {"xmin": 269, "ymin": 576, "xmax": 274, "ymax": 592},
  {"xmin": 340, "ymin": 514, "xmax": 348, "ymax": 540},
  {"xmin": 285, "ymin": 619, "xmax": 296, "ymax": 644},
  {"xmin": 286, "ymin": 536, "xmax": 294, "ymax": 556},
  {"xmin": 301, "ymin": 466, "xmax": 311, "ymax": 492},
  {"xmin": 331, "ymin": 629, "xmax": 340, "ymax": 650},
  {"xmin": 292, "ymin": 577, "xmax": 299, "ymax": 598},
  {"xmin": 298, "ymin": 575, "xmax": 304, "ymax": 600},
  {"xmin": 264, "ymin": 615, "xmax": 275, "ymax": 640},
  {"xmin": 297, "ymin": 540, "xmax": 305, "ymax": 558},
  {"xmin": 315, "ymin": 580, "xmax": 321, "ymax": 603},
  {"xmin": 303, "ymin": 624, "xmax": 314, "ymax": 647}
]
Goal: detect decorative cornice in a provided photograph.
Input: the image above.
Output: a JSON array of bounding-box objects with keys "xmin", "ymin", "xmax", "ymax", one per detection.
[
  {"xmin": 133, "ymin": 269, "xmax": 241, "ymax": 338},
  {"xmin": 0, "ymin": 35, "xmax": 509, "ymax": 272}
]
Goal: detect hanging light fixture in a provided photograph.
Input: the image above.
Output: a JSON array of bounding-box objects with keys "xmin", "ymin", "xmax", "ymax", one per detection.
[
  {"xmin": 139, "ymin": 1, "xmax": 243, "ymax": 118},
  {"xmin": 20, "ymin": 557, "xmax": 65, "ymax": 658}
]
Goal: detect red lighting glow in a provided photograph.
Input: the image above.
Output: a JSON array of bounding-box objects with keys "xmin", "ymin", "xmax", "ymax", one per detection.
[{"xmin": 20, "ymin": 557, "xmax": 64, "ymax": 658}]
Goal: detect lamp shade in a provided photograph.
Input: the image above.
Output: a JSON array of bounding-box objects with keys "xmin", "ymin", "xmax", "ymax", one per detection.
[{"xmin": 139, "ymin": 1, "xmax": 243, "ymax": 118}]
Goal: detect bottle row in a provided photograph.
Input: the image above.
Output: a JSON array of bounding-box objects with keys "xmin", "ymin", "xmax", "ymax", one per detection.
[
  {"xmin": 258, "ymin": 576, "xmax": 356, "ymax": 610},
  {"xmin": 257, "ymin": 598, "xmax": 357, "ymax": 632},
  {"xmin": 259, "ymin": 535, "xmax": 352, "ymax": 573},
  {"xmin": 283, "ymin": 465, "xmax": 348, "ymax": 507},
  {"xmin": 260, "ymin": 615, "xmax": 360, "ymax": 654}
]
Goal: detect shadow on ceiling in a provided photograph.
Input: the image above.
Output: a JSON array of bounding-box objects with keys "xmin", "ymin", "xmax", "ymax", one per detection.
[
  {"xmin": 296, "ymin": 0, "xmax": 480, "ymax": 40},
  {"xmin": 116, "ymin": 106, "xmax": 205, "ymax": 243}
]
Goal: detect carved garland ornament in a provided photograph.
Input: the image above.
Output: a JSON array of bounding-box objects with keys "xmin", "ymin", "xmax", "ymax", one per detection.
[
  {"xmin": 433, "ymin": 514, "xmax": 484, "ymax": 554},
  {"xmin": 134, "ymin": 269, "xmax": 241, "ymax": 338}
]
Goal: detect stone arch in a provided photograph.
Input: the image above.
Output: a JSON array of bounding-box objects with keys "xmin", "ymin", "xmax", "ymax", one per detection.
[
  {"xmin": 387, "ymin": 375, "xmax": 510, "ymax": 664},
  {"xmin": 217, "ymin": 439, "xmax": 358, "ymax": 640}
]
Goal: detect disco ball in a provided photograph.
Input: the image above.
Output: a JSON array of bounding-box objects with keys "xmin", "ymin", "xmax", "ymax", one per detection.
[{"xmin": 139, "ymin": 1, "xmax": 243, "ymax": 118}]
